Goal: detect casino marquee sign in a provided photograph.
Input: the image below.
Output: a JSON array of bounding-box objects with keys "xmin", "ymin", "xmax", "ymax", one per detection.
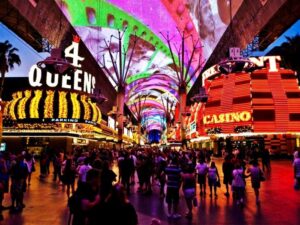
[
  {"xmin": 28, "ymin": 36, "xmax": 96, "ymax": 94},
  {"xmin": 203, "ymin": 111, "xmax": 252, "ymax": 125},
  {"xmin": 3, "ymin": 37, "xmax": 102, "ymax": 127}
]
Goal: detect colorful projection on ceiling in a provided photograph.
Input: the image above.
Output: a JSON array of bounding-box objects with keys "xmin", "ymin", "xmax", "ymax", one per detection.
[{"xmin": 57, "ymin": 0, "xmax": 243, "ymax": 132}]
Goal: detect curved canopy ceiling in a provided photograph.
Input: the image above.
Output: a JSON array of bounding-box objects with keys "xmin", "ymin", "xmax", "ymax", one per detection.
[{"xmin": 57, "ymin": 0, "xmax": 243, "ymax": 132}]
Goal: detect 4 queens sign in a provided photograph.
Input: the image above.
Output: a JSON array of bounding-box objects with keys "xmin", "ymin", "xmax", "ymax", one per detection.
[{"xmin": 28, "ymin": 37, "xmax": 96, "ymax": 94}]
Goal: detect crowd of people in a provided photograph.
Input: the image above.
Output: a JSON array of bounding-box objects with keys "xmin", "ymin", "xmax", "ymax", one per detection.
[
  {"xmin": 61, "ymin": 146, "xmax": 269, "ymax": 224},
  {"xmin": 0, "ymin": 151, "xmax": 35, "ymax": 220},
  {"xmin": 1, "ymin": 146, "xmax": 300, "ymax": 224}
]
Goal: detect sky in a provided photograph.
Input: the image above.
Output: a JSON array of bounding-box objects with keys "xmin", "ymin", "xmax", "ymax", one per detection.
[
  {"xmin": 0, "ymin": 23, "xmax": 48, "ymax": 77},
  {"xmin": 251, "ymin": 19, "xmax": 300, "ymax": 56}
]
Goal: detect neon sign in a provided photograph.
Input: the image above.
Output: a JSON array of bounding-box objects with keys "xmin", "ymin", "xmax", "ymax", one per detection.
[
  {"xmin": 249, "ymin": 56, "xmax": 281, "ymax": 72},
  {"xmin": 202, "ymin": 56, "xmax": 282, "ymax": 85},
  {"xmin": 28, "ymin": 39, "xmax": 96, "ymax": 94},
  {"xmin": 190, "ymin": 121, "xmax": 196, "ymax": 133},
  {"xmin": 203, "ymin": 111, "xmax": 251, "ymax": 125}
]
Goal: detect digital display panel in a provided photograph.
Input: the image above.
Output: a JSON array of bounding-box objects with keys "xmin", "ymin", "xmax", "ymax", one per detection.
[{"xmin": 57, "ymin": 0, "xmax": 244, "ymax": 132}]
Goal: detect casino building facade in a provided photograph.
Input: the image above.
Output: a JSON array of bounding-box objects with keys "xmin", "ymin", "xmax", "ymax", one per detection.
[
  {"xmin": 0, "ymin": 39, "xmax": 136, "ymax": 154},
  {"xmin": 186, "ymin": 56, "xmax": 300, "ymax": 155}
]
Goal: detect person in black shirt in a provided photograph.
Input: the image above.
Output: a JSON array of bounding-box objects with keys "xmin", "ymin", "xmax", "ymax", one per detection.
[
  {"xmin": 222, "ymin": 156, "xmax": 234, "ymax": 197},
  {"xmin": 120, "ymin": 153, "xmax": 134, "ymax": 195},
  {"xmin": 100, "ymin": 161, "xmax": 116, "ymax": 200},
  {"xmin": 71, "ymin": 169, "xmax": 100, "ymax": 225},
  {"xmin": 62, "ymin": 158, "xmax": 76, "ymax": 198},
  {"xmin": 101, "ymin": 184, "xmax": 138, "ymax": 225},
  {"xmin": 262, "ymin": 149, "xmax": 271, "ymax": 172}
]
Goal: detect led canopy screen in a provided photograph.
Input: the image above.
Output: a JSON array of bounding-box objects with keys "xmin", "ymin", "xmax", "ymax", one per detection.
[{"xmin": 57, "ymin": 0, "xmax": 243, "ymax": 132}]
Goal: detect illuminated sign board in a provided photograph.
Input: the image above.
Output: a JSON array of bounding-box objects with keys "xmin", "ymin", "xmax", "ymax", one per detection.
[
  {"xmin": 108, "ymin": 116, "xmax": 116, "ymax": 130},
  {"xmin": 202, "ymin": 56, "xmax": 282, "ymax": 85},
  {"xmin": 203, "ymin": 111, "xmax": 251, "ymax": 125},
  {"xmin": 73, "ymin": 138, "xmax": 89, "ymax": 145},
  {"xmin": 248, "ymin": 56, "xmax": 281, "ymax": 72},
  {"xmin": 190, "ymin": 121, "xmax": 196, "ymax": 133},
  {"xmin": 28, "ymin": 39, "xmax": 96, "ymax": 94}
]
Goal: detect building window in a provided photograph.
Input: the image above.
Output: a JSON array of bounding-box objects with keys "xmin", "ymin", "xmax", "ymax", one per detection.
[
  {"xmin": 281, "ymin": 74, "xmax": 296, "ymax": 79},
  {"xmin": 286, "ymin": 92, "xmax": 300, "ymax": 98},
  {"xmin": 233, "ymin": 96, "xmax": 251, "ymax": 104},
  {"xmin": 251, "ymin": 74, "xmax": 268, "ymax": 79},
  {"xmin": 205, "ymin": 100, "xmax": 221, "ymax": 107},
  {"xmin": 290, "ymin": 113, "xmax": 300, "ymax": 121},
  {"xmin": 252, "ymin": 92, "xmax": 273, "ymax": 98},
  {"xmin": 210, "ymin": 85, "xmax": 223, "ymax": 90},
  {"xmin": 235, "ymin": 80, "xmax": 250, "ymax": 85},
  {"xmin": 253, "ymin": 110, "xmax": 275, "ymax": 121}
]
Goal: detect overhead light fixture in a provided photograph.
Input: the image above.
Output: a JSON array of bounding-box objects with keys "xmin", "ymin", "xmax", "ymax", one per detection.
[
  {"xmin": 90, "ymin": 89, "xmax": 107, "ymax": 104},
  {"xmin": 37, "ymin": 48, "xmax": 76, "ymax": 74},
  {"xmin": 218, "ymin": 47, "xmax": 255, "ymax": 75}
]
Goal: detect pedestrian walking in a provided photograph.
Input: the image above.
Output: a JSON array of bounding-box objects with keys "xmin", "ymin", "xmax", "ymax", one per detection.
[
  {"xmin": 165, "ymin": 157, "xmax": 182, "ymax": 219},
  {"xmin": 208, "ymin": 162, "xmax": 220, "ymax": 198},
  {"xmin": 181, "ymin": 164, "xmax": 196, "ymax": 219},
  {"xmin": 232, "ymin": 164, "xmax": 246, "ymax": 206},
  {"xmin": 195, "ymin": 157, "xmax": 208, "ymax": 197},
  {"xmin": 247, "ymin": 160, "xmax": 264, "ymax": 204},
  {"xmin": 222, "ymin": 156, "xmax": 234, "ymax": 197}
]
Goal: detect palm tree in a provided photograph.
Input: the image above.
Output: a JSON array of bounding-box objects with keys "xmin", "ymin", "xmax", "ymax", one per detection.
[
  {"xmin": 280, "ymin": 35, "xmax": 300, "ymax": 70},
  {"xmin": 0, "ymin": 40, "xmax": 21, "ymax": 99}
]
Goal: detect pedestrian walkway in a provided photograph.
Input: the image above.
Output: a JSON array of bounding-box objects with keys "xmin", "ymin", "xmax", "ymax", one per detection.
[{"xmin": 0, "ymin": 159, "xmax": 299, "ymax": 225}]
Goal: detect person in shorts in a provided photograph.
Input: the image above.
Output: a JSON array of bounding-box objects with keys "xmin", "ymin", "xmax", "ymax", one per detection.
[
  {"xmin": 182, "ymin": 164, "xmax": 196, "ymax": 218},
  {"xmin": 165, "ymin": 157, "xmax": 182, "ymax": 219},
  {"xmin": 195, "ymin": 157, "xmax": 208, "ymax": 196}
]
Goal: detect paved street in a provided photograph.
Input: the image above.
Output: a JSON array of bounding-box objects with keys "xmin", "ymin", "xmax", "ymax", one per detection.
[{"xmin": 1, "ymin": 159, "xmax": 300, "ymax": 225}]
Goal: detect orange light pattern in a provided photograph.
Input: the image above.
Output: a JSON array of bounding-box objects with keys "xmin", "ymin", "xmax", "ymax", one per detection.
[
  {"xmin": 18, "ymin": 90, "xmax": 31, "ymax": 119},
  {"xmin": 4, "ymin": 90, "xmax": 102, "ymax": 126},
  {"xmin": 44, "ymin": 90, "xmax": 55, "ymax": 118},
  {"xmin": 81, "ymin": 95, "xmax": 91, "ymax": 120},
  {"xmin": 70, "ymin": 93, "xmax": 80, "ymax": 119},
  {"xmin": 9, "ymin": 92, "xmax": 23, "ymax": 120},
  {"xmin": 30, "ymin": 90, "xmax": 43, "ymax": 119},
  {"xmin": 58, "ymin": 91, "xmax": 68, "ymax": 118}
]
